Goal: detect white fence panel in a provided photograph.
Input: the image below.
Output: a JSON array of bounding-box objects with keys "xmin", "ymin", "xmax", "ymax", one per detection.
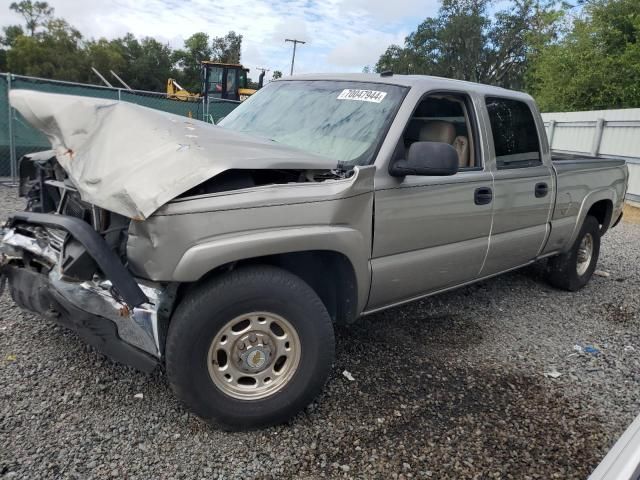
[{"xmin": 542, "ymin": 109, "xmax": 640, "ymax": 204}]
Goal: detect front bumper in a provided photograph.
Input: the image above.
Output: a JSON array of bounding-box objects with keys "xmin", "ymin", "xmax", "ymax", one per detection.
[{"xmin": 1, "ymin": 214, "xmax": 167, "ymax": 373}]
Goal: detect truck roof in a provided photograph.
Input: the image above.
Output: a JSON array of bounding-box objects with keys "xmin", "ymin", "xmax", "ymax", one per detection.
[{"xmin": 286, "ymin": 73, "xmax": 534, "ymax": 101}]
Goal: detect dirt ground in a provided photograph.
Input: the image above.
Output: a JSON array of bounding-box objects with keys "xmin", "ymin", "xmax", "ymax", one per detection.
[
  {"xmin": 623, "ymin": 203, "xmax": 640, "ymax": 224},
  {"xmin": 1, "ymin": 188, "xmax": 639, "ymax": 479}
]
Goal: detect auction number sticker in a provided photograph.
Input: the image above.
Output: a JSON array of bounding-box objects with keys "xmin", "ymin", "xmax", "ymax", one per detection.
[{"xmin": 337, "ymin": 89, "xmax": 387, "ymax": 103}]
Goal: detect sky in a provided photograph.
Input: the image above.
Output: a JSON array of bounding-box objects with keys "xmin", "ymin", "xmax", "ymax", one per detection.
[{"xmin": 2, "ymin": 0, "xmax": 440, "ymax": 80}]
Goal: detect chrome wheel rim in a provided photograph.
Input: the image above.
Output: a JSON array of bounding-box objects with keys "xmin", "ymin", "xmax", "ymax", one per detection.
[
  {"xmin": 576, "ymin": 233, "xmax": 594, "ymax": 276},
  {"xmin": 207, "ymin": 312, "xmax": 301, "ymax": 400}
]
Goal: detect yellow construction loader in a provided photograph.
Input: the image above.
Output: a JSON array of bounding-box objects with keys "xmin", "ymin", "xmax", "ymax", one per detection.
[{"xmin": 167, "ymin": 62, "xmax": 264, "ymax": 102}]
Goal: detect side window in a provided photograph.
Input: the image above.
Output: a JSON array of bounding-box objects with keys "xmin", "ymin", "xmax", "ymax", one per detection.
[
  {"xmin": 207, "ymin": 67, "xmax": 224, "ymax": 98},
  {"xmin": 485, "ymin": 97, "xmax": 541, "ymax": 169},
  {"xmin": 226, "ymin": 69, "xmax": 237, "ymax": 94},
  {"xmin": 400, "ymin": 93, "xmax": 480, "ymax": 170}
]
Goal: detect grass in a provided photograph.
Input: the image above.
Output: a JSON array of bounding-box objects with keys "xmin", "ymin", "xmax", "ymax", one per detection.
[{"xmin": 623, "ymin": 203, "xmax": 640, "ymax": 224}]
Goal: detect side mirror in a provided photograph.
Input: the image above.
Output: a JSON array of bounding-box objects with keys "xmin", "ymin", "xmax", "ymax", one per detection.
[{"xmin": 389, "ymin": 141, "xmax": 459, "ymax": 177}]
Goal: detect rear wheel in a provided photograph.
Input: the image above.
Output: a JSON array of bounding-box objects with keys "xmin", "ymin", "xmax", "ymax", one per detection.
[
  {"xmin": 165, "ymin": 265, "xmax": 335, "ymax": 430},
  {"xmin": 545, "ymin": 215, "xmax": 601, "ymax": 291}
]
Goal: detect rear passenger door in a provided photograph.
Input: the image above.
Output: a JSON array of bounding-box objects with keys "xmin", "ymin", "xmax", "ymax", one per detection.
[{"xmin": 480, "ymin": 97, "xmax": 554, "ymax": 276}]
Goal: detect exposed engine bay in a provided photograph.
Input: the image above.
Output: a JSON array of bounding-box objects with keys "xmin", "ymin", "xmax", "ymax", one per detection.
[
  {"xmin": 15, "ymin": 151, "xmax": 350, "ymax": 280},
  {"xmin": 17, "ymin": 152, "xmax": 131, "ymax": 282}
]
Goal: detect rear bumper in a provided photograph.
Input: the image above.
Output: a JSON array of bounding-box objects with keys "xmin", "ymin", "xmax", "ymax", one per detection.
[{"xmin": 1, "ymin": 217, "xmax": 166, "ymax": 372}]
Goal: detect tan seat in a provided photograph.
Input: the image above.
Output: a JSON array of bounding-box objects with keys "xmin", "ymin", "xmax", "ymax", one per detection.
[
  {"xmin": 453, "ymin": 135, "xmax": 470, "ymax": 168},
  {"xmin": 418, "ymin": 121, "xmax": 470, "ymax": 168}
]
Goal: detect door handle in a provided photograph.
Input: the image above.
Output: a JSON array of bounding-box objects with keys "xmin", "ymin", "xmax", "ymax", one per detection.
[
  {"xmin": 535, "ymin": 182, "xmax": 549, "ymax": 198},
  {"xmin": 474, "ymin": 187, "xmax": 493, "ymax": 205}
]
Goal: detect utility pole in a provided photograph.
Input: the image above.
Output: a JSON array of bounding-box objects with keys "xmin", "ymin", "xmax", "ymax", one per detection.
[{"xmin": 285, "ymin": 39, "xmax": 306, "ymax": 76}]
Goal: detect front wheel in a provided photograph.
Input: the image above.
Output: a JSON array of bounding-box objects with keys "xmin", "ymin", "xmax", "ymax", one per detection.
[
  {"xmin": 165, "ymin": 265, "xmax": 335, "ymax": 430},
  {"xmin": 545, "ymin": 215, "xmax": 601, "ymax": 291}
]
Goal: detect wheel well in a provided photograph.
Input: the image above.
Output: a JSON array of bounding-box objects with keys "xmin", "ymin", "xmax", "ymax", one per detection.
[
  {"xmin": 587, "ymin": 199, "xmax": 613, "ymax": 235},
  {"xmin": 180, "ymin": 251, "xmax": 359, "ymax": 325}
]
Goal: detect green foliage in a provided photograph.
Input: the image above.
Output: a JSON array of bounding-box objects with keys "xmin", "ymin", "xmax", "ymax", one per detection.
[
  {"xmin": 272, "ymin": 70, "xmax": 283, "ymax": 80},
  {"xmin": 211, "ymin": 31, "xmax": 242, "ymax": 63},
  {"xmin": 376, "ymin": 0, "xmax": 564, "ymax": 90},
  {"xmin": 528, "ymin": 0, "xmax": 640, "ymax": 111},
  {"xmin": 10, "ymin": 1, "xmax": 53, "ymax": 36},
  {"xmin": 1, "ymin": 25, "xmax": 25, "ymax": 48},
  {"xmin": 173, "ymin": 32, "xmax": 212, "ymax": 91},
  {"xmin": 7, "ymin": 18, "xmax": 86, "ymax": 81},
  {"xmin": 85, "ymin": 38, "xmax": 126, "ymax": 81},
  {"xmin": 113, "ymin": 35, "xmax": 176, "ymax": 91},
  {"xmin": 0, "ymin": 25, "xmax": 24, "ymax": 71},
  {"xmin": 2, "ymin": 2, "xmax": 245, "ymax": 93}
]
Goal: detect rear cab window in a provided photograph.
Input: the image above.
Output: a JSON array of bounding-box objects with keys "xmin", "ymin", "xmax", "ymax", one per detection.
[{"xmin": 485, "ymin": 97, "xmax": 541, "ymax": 169}]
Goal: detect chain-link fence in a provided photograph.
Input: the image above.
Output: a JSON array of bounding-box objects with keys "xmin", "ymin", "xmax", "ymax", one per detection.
[{"xmin": 0, "ymin": 73, "xmax": 240, "ymax": 179}]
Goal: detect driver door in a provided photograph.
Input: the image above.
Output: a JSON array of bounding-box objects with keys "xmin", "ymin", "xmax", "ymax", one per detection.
[{"xmin": 367, "ymin": 92, "xmax": 493, "ymax": 311}]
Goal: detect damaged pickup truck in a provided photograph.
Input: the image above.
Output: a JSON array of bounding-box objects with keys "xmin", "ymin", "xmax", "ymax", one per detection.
[{"xmin": 1, "ymin": 74, "xmax": 629, "ymax": 430}]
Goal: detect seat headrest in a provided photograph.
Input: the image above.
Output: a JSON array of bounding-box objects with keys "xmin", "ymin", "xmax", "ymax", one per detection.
[{"xmin": 419, "ymin": 121, "xmax": 456, "ymax": 144}]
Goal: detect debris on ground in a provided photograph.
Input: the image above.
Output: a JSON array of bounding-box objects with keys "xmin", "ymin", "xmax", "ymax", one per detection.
[
  {"xmin": 573, "ymin": 344, "xmax": 601, "ymax": 356},
  {"xmin": 134, "ymin": 393, "xmax": 144, "ymax": 400},
  {"xmin": 583, "ymin": 346, "xmax": 601, "ymax": 356},
  {"xmin": 594, "ymin": 270, "xmax": 611, "ymax": 278},
  {"xmin": 544, "ymin": 367, "xmax": 563, "ymax": 379},
  {"xmin": 342, "ymin": 370, "xmax": 355, "ymax": 381}
]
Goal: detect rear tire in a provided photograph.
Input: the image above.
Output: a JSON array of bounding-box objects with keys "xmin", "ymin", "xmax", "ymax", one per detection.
[
  {"xmin": 165, "ymin": 265, "xmax": 335, "ymax": 430},
  {"xmin": 545, "ymin": 215, "xmax": 601, "ymax": 291}
]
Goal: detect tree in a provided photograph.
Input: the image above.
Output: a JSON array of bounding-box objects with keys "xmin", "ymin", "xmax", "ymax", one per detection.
[
  {"xmin": 10, "ymin": 1, "xmax": 53, "ymax": 36},
  {"xmin": 376, "ymin": 0, "xmax": 563, "ymax": 90},
  {"xmin": 211, "ymin": 31, "xmax": 242, "ymax": 63},
  {"xmin": 1, "ymin": 25, "xmax": 25, "ymax": 48},
  {"xmin": 173, "ymin": 32, "xmax": 211, "ymax": 91},
  {"xmin": 272, "ymin": 70, "xmax": 283, "ymax": 80},
  {"xmin": 171, "ymin": 31, "xmax": 244, "ymax": 91},
  {"xmin": 0, "ymin": 25, "xmax": 24, "ymax": 70},
  {"xmin": 528, "ymin": 0, "xmax": 640, "ymax": 111},
  {"xmin": 111, "ymin": 34, "xmax": 175, "ymax": 91},
  {"xmin": 1, "ymin": 0, "xmax": 251, "ymax": 93},
  {"xmin": 376, "ymin": 44, "xmax": 420, "ymax": 75},
  {"xmin": 7, "ymin": 18, "xmax": 87, "ymax": 81},
  {"xmin": 85, "ymin": 38, "xmax": 126, "ymax": 83}
]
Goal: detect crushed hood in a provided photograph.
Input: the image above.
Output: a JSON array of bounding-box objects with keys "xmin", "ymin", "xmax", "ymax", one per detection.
[{"xmin": 10, "ymin": 90, "xmax": 337, "ymax": 219}]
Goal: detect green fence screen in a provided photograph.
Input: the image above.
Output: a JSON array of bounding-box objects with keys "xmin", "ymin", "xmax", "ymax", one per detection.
[{"xmin": 0, "ymin": 73, "xmax": 240, "ymax": 177}]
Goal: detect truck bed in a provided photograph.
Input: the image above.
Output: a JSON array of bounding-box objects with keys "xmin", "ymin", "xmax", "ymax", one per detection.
[{"xmin": 552, "ymin": 152, "xmax": 627, "ymax": 168}]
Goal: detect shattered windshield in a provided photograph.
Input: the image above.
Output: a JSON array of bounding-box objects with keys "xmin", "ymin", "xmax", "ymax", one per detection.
[{"xmin": 218, "ymin": 80, "xmax": 407, "ymax": 166}]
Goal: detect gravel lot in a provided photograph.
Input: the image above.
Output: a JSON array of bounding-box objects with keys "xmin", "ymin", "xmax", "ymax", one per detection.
[{"xmin": 1, "ymin": 185, "xmax": 638, "ymax": 479}]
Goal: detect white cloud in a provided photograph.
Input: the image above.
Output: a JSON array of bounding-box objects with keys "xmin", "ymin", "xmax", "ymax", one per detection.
[
  {"xmin": 2, "ymin": 0, "xmax": 437, "ymax": 78},
  {"xmin": 339, "ymin": 0, "xmax": 439, "ymax": 22},
  {"xmin": 325, "ymin": 30, "xmax": 407, "ymax": 69}
]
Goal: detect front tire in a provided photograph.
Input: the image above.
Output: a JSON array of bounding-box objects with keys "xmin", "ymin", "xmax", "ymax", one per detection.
[
  {"xmin": 545, "ymin": 215, "xmax": 601, "ymax": 291},
  {"xmin": 165, "ymin": 265, "xmax": 335, "ymax": 430}
]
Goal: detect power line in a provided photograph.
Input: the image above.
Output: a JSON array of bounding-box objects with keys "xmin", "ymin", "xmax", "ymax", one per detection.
[{"xmin": 285, "ymin": 39, "xmax": 306, "ymax": 76}]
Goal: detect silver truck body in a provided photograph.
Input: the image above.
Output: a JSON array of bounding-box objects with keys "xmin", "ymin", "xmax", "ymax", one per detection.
[
  {"xmin": 589, "ymin": 412, "xmax": 640, "ymax": 480},
  {"xmin": 1, "ymin": 74, "xmax": 629, "ymax": 371}
]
